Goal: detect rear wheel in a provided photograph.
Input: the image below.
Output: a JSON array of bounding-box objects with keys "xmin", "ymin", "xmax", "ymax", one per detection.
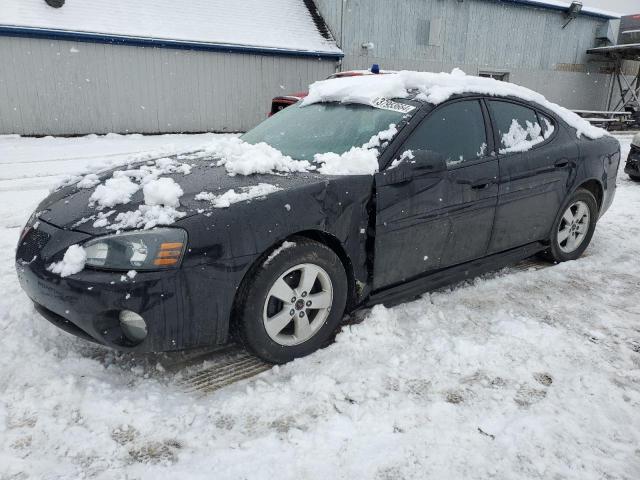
[
  {"xmin": 234, "ymin": 237, "xmax": 348, "ymax": 364},
  {"xmin": 544, "ymin": 188, "xmax": 598, "ymax": 262}
]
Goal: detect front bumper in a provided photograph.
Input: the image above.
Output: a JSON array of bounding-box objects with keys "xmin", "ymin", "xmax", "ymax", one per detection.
[
  {"xmin": 16, "ymin": 220, "xmax": 242, "ymax": 352},
  {"xmin": 624, "ymin": 144, "xmax": 640, "ymax": 177}
]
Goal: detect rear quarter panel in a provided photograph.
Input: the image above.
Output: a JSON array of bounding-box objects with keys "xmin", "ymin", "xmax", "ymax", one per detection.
[{"xmin": 575, "ymin": 134, "xmax": 620, "ymax": 217}]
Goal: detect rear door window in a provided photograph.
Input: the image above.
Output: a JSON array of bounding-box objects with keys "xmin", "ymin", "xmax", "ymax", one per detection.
[
  {"xmin": 488, "ymin": 100, "xmax": 546, "ymax": 154},
  {"xmin": 402, "ymin": 100, "xmax": 488, "ymax": 167}
]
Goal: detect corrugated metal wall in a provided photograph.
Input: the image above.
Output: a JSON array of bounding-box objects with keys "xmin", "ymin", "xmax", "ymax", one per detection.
[
  {"xmin": 314, "ymin": 0, "xmax": 617, "ymax": 110},
  {"xmin": 0, "ymin": 37, "xmax": 337, "ymax": 135}
]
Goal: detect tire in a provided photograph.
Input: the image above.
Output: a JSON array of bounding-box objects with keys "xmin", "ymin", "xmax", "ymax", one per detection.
[
  {"xmin": 234, "ymin": 237, "xmax": 348, "ymax": 364},
  {"xmin": 629, "ymin": 174, "xmax": 640, "ymax": 182},
  {"xmin": 543, "ymin": 188, "xmax": 598, "ymax": 263}
]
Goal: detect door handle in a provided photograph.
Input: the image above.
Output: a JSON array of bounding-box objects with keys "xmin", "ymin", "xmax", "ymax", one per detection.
[
  {"xmin": 470, "ymin": 180, "xmax": 492, "ymax": 190},
  {"xmin": 554, "ymin": 160, "xmax": 569, "ymax": 168}
]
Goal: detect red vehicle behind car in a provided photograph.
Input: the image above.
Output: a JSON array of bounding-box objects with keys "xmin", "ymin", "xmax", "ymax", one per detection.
[{"xmin": 269, "ymin": 65, "xmax": 394, "ymax": 116}]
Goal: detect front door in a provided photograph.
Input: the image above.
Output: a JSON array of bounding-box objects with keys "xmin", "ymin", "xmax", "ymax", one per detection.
[{"xmin": 373, "ymin": 98, "xmax": 498, "ymax": 290}]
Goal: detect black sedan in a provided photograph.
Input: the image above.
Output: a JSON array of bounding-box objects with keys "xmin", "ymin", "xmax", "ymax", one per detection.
[
  {"xmin": 624, "ymin": 132, "xmax": 640, "ymax": 181},
  {"xmin": 16, "ymin": 92, "xmax": 620, "ymax": 363}
]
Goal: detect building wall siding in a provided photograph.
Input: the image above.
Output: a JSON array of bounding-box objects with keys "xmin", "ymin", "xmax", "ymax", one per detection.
[
  {"xmin": 0, "ymin": 36, "xmax": 337, "ymax": 135},
  {"xmin": 314, "ymin": 0, "xmax": 617, "ymax": 110}
]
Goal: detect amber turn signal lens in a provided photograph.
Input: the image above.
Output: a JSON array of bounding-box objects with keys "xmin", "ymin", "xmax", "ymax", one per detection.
[{"xmin": 153, "ymin": 242, "xmax": 184, "ymax": 266}]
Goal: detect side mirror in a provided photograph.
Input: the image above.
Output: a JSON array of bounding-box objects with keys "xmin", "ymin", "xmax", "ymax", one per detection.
[{"xmin": 380, "ymin": 150, "xmax": 446, "ymax": 185}]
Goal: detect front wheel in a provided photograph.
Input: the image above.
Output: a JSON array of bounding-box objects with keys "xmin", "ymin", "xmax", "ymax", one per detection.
[
  {"xmin": 544, "ymin": 188, "xmax": 598, "ymax": 262},
  {"xmin": 234, "ymin": 237, "xmax": 348, "ymax": 364}
]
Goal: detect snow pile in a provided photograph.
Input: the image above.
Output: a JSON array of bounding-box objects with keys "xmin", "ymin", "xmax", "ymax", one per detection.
[
  {"xmin": 46, "ymin": 245, "xmax": 86, "ymax": 278},
  {"xmin": 108, "ymin": 205, "xmax": 186, "ymax": 231},
  {"xmin": 195, "ymin": 183, "xmax": 282, "ymax": 208},
  {"xmin": 89, "ymin": 175, "xmax": 139, "ymax": 208},
  {"xmin": 205, "ymin": 137, "xmax": 311, "ymax": 177},
  {"xmin": 303, "ymin": 69, "xmax": 608, "ymax": 139},
  {"xmin": 76, "ymin": 174, "xmax": 100, "ymax": 189},
  {"xmin": 83, "ymin": 157, "xmax": 192, "ymax": 230},
  {"xmin": 143, "ymin": 178, "xmax": 183, "ymax": 208}
]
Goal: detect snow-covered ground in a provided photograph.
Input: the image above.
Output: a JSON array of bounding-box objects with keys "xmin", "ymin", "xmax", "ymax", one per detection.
[{"xmin": 1, "ymin": 133, "xmax": 639, "ymax": 479}]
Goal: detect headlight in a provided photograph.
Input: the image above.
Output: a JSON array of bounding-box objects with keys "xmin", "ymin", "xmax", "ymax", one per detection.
[{"xmin": 83, "ymin": 228, "xmax": 187, "ymax": 271}]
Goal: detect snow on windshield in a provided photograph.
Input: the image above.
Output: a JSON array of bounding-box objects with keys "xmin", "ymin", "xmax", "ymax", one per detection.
[
  {"xmin": 302, "ymin": 69, "xmax": 608, "ymax": 140},
  {"xmin": 203, "ymin": 122, "xmax": 400, "ymax": 177}
]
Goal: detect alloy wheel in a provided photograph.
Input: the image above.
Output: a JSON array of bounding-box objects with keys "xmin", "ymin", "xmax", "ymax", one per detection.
[
  {"xmin": 262, "ymin": 263, "xmax": 333, "ymax": 346},
  {"xmin": 557, "ymin": 200, "xmax": 590, "ymax": 253}
]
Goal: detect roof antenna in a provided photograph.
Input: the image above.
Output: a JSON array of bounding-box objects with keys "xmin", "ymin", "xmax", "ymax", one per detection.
[{"xmin": 371, "ymin": 64, "xmax": 380, "ymax": 74}]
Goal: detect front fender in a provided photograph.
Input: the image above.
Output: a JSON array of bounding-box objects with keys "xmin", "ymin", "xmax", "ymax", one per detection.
[{"xmin": 175, "ymin": 175, "xmax": 374, "ymax": 343}]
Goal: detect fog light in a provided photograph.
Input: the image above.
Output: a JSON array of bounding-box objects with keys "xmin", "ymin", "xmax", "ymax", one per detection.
[{"xmin": 119, "ymin": 310, "xmax": 147, "ymax": 342}]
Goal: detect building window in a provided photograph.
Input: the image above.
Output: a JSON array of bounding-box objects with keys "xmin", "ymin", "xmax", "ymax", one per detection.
[{"xmin": 479, "ymin": 71, "xmax": 510, "ymax": 81}]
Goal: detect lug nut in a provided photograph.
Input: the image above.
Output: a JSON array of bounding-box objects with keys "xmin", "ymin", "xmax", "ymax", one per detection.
[
  {"xmin": 301, "ymin": 291, "xmax": 307, "ymax": 297},
  {"xmin": 306, "ymin": 301, "xmax": 312, "ymax": 307},
  {"xmin": 299, "ymin": 311, "xmax": 305, "ymax": 317},
  {"xmin": 290, "ymin": 309, "xmax": 295, "ymax": 315},
  {"xmin": 291, "ymin": 297, "xmax": 296, "ymax": 303}
]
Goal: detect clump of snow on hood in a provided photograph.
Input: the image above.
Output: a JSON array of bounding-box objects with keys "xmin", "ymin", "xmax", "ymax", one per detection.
[
  {"xmin": 108, "ymin": 205, "xmax": 186, "ymax": 231},
  {"xmin": 302, "ymin": 69, "xmax": 608, "ymax": 140},
  {"xmin": 143, "ymin": 177, "xmax": 183, "ymax": 208},
  {"xmin": 76, "ymin": 173, "xmax": 100, "ymax": 189},
  {"xmin": 204, "ymin": 137, "xmax": 312, "ymax": 176},
  {"xmin": 84, "ymin": 156, "xmax": 191, "ymax": 230},
  {"xmin": 89, "ymin": 175, "xmax": 139, "ymax": 208},
  {"xmin": 47, "ymin": 245, "xmax": 86, "ymax": 278},
  {"xmin": 195, "ymin": 183, "xmax": 282, "ymax": 208}
]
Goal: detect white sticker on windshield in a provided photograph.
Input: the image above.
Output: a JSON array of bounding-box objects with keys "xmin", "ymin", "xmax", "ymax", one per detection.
[{"xmin": 371, "ymin": 97, "xmax": 416, "ymax": 114}]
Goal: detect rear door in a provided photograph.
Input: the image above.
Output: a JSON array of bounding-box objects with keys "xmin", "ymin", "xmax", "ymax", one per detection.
[
  {"xmin": 486, "ymin": 99, "xmax": 577, "ymax": 253},
  {"xmin": 373, "ymin": 98, "xmax": 498, "ymax": 290}
]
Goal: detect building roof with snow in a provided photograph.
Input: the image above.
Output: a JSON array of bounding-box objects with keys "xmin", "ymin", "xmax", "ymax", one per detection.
[{"xmin": 0, "ymin": 0, "xmax": 343, "ymax": 58}]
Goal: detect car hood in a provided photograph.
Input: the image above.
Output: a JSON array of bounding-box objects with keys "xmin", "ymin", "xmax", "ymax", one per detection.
[{"xmin": 35, "ymin": 154, "xmax": 332, "ymax": 236}]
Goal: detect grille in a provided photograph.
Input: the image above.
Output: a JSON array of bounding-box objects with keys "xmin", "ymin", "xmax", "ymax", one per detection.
[{"xmin": 17, "ymin": 228, "xmax": 50, "ymax": 262}]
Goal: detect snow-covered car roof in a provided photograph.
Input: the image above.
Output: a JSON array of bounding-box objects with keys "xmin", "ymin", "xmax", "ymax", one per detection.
[
  {"xmin": 302, "ymin": 69, "xmax": 609, "ymax": 140},
  {"xmin": 0, "ymin": 0, "xmax": 342, "ymax": 56}
]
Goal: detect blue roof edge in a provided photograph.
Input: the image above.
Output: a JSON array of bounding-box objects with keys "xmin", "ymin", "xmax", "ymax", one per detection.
[
  {"xmin": 0, "ymin": 25, "xmax": 344, "ymax": 59},
  {"xmin": 499, "ymin": 0, "xmax": 619, "ymax": 20}
]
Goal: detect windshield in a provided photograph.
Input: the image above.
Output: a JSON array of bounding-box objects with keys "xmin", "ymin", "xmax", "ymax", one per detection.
[{"xmin": 241, "ymin": 102, "xmax": 414, "ymax": 161}]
